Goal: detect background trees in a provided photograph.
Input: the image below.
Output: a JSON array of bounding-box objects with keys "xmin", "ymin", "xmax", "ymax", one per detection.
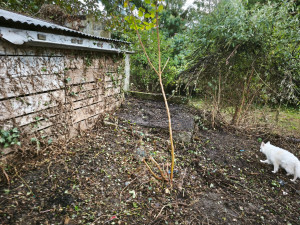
[
  {"xmin": 0, "ymin": 0, "xmax": 102, "ymax": 18},
  {"xmin": 181, "ymin": 0, "xmax": 299, "ymax": 124},
  {"xmin": 1, "ymin": 0, "xmax": 299, "ymax": 124}
]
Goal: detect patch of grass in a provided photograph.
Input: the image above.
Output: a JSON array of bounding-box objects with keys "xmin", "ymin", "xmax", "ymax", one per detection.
[
  {"xmin": 270, "ymin": 107, "xmax": 300, "ymax": 135},
  {"xmin": 189, "ymin": 97, "xmax": 205, "ymax": 109},
  {"xmin": 190, "ymin": 97, "xmax": 300, "ymax": 138}
]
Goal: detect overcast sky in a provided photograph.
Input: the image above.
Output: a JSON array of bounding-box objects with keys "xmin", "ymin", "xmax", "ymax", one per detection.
[{"xmin": 183, "ymin": 0, "xmax": 195, "ymax": 10}]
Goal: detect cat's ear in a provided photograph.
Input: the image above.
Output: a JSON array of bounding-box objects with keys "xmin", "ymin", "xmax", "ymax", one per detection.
[
  {"xmin": 267, "ymin": 141, "xmax": 270, "ymax": 144},
  {"xmin": 261, "ymin": 142, "xmax": 265, "ymax": 147}
]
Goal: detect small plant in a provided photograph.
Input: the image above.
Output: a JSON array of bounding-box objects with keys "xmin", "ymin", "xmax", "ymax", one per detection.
[
  {"xmin": 74, "ymin": 205, "xmax": 80, "ymax": 212},
  {"xmin": 69, "ymin": 91, "xmax": 78, "ymax": 96},
  {"xmin": 65, "ymin": 77, "xmax": 71, "ymax": 83},
  {"xmin": 0, "ymin": 128, "xmax": 21, "ymax": 148},
  {"xmin": 271, "ymin": 180, "xmax": 280, "ymax": 188},
  {"xmin": 110, "ymin": 74, "xmax": 118, "ymax": 87},
  {"xmin": 31, "ymin": 137, "xmax": 40, "ymax": 153},
  {"xmin": 84, "ymin": 55, "xmax": 92, "ymax": 67},
  {"xmin": 33, "ymin": 117, "xmax": 42, "ymax": 128},
  {"xmin": 48, "ymin": 138, "xmax": 53, "ymax": 144}
]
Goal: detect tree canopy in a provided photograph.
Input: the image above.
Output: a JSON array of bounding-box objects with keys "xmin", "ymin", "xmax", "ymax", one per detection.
[{"xmin": 1, "ymin": 0, "xmax": 299, "ymax": 112}]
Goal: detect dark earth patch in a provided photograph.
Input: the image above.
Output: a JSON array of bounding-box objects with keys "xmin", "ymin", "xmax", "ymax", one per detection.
[
  {"xmin": 0, "ymin": 97, "xmax": 299, "ymax": 224},
  {"xmin": 118, "ymin": 98, "xmax": 195, "ymax": 131},
  {"xmin": 118, "ymin": 98, "xmax": 195, "ymax": 142}
]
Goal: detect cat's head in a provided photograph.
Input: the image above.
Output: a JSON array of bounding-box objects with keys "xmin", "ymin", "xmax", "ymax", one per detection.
[{"xmin": 260, "ymin": 141, "xmax": 270, "ymax": 152}]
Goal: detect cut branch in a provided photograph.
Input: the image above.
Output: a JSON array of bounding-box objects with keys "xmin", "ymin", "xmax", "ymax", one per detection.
[
  {"xmin": 149, "ymin": 156, "xmax": 169, "ymax": 181},
  {"xmin": 143, "ymin": 159, "xmax": 164, "ymax": 181}
]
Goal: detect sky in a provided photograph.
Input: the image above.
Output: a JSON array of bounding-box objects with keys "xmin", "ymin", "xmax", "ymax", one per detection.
[{"xmin": 183, "ymin": 0, "xmax": 195, "ymax": 10}]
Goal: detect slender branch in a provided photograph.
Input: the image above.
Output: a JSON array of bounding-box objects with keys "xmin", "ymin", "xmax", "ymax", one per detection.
[
  {"xmin": 155, "ymin": 3, "xmax": 175, "ymax": 183},
  {"xmin": 149, "ymin": 156, "xmax": 168, "ymax": 181},
  {"xmin": 2, "ymin": 166, "xmax": 10, "ymax": 185},
  {"xmin": 143, "ymin": 159, "xmax": 164, "ymax": 180},
  {"xmin": 155, "ymin": 204, "xmax": 168, "ymax": 219},
  {"xmin": 14, "ymin": 167, "xmax": 33, "ymax": 195},
  {"xmin": 127, "ymin": 1, "xmax": 175, "ymax": 184},
  {"xmin": 162, "ymin": 57, "xmax": 170, "ymax": 73},
  {"xmin": 226, "ymin": 44, "xmax": 240, "ymax": 65}
]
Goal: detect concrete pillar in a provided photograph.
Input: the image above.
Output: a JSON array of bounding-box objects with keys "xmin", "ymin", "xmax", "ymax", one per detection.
[{"xmin": 123, "ymin": 53, "xmax": 130, "ymax": 91}]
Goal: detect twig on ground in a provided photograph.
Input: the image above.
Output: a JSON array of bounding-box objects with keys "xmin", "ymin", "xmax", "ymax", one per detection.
[
  {"xmin": 40, "ymin": 209, "xmax": 54, "ymax": 214},
  {"xmin": 14, "ymin": 167, "xmax": 33, "ymax": 195},
  {"xmin": 47, "ymin": 161, "xmax": 52, "ymax": 176},
  {"xmin": 2, "ymin": 166, "xmax": 10, "ymax": 185},
  {"xmin": 155, "ymin": 204, "xmax": 169, "ymax": 219},
  {"xmin": 92, "ymin": 208, "xmax": 141, "ymax": 225}
]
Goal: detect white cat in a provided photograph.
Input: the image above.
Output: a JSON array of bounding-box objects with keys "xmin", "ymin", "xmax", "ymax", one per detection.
[{"xmin": 260, "ymin": 141, "xmax": 300, "ymax": 182}]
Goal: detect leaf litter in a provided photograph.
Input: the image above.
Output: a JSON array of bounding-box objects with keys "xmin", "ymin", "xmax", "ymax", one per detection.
[{"xmin": 0, "ymin": 97, "xmax": 300, "ymax": 224}]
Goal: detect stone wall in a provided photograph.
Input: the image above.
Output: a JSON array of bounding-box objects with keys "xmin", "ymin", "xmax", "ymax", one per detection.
[{"xmin": 0, "ymin": 39, "xmax": 125, "ymax": 146}]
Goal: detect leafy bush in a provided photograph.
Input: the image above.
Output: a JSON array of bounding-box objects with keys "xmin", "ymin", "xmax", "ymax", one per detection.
[
  {"xmin": 130, "ymin": 30, "xmax": 191, "ymax": 92},
  {"xmin": 0, "ymin": 128, "xmax": 21, "ymax": 148},
  {"xmin": 182, "ymin": 0, "xmax": 299, "ymax": 123}
]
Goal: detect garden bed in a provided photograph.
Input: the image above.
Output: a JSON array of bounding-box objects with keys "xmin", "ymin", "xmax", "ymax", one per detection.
[{"xmin": 0, "ymin": 97, "xmax": 299, "ymax": 224}]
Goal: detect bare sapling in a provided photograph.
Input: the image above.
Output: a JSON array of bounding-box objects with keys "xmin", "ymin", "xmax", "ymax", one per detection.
[{"xmin": 125, "ymin": 0, "xmax": 175, "ymax": 184}]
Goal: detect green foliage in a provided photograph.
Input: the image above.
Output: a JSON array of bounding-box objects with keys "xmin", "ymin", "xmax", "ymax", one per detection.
[
  {"xmin": 0, "ymin": 0, "xmax": 102, "ymax": 18},
  {"xmin": 122, "ymin": 0, "xmax": 191, "ymax": 92},
  {"xmin": 124, "ymin": 0, "xmax": 162, "ymax": 31},
  {"xmin": 130, "ymin": 31, "xmax": 191, "ymax": 92},
  {"xmin": 160, "ymin": 0, "xmax": 188, "ymax": 37},
  {"xmin": 183, "ymin": 0, "xmax": 299, "ymax": 109},
  {"xmin": 0, "ymin": 128, "xmax": 21, "ymax": 148}
]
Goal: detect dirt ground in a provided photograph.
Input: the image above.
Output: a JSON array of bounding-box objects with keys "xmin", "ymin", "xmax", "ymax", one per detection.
[
  {"xmin": 118, "ymin": 98, "xmax": 195, "ymax": 132},
  {"xmin": 1, "ymin": 97, "xmax": 300, "ymax": 225}
]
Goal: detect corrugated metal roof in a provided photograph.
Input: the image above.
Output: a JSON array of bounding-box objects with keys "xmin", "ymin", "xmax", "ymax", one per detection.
[{"xmin": 0, "ymin": 9, "xmax": 129, "ymax": 44}]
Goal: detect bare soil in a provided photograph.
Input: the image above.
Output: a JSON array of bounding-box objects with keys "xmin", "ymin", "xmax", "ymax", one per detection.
[
  {"xmin": 118, "ymin": 98, "xmax": 194, "ymax": 132},
  {"xmin": 1, "ymin": 97, "xmax": 300, "ymax": 225}
]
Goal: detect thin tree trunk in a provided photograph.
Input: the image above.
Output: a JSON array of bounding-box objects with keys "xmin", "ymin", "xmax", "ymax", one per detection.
[
  {"xmin": 129, "ymin": 3, "xmax": 175, "ymax": 183},
  {"xmin": 155, "ymin": 3, "xmax": 175, "ymax": 183}
]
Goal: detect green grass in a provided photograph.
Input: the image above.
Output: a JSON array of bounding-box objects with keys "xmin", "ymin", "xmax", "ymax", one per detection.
[
  {"xmin": 190, "ymin": 97, "xmax": 300, "ymax": 138},
  {"xmin": 271, "ymin": 107, "xmax": 300, "ymax": 136}
]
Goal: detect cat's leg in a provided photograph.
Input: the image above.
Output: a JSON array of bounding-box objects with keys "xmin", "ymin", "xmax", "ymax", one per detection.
[
  {"xmin": 286, "ymin": 164, "xmax": 296, "ymax": 176},
  {"xmin": 290, "ymin": 167, "xmax": 298, "ymax": 182},
  {"xmin": 286, "ymin": 168, "xmax": 292, "ymax": 176},
  {"xmin": 272, "ymin": 163, "xmax": 279, "ymax": 173},
  {"xmin": 290, "ymin": 175, "xmax": 297, "ymax": 183},
  {"xmin": 260, "ymin": 159, "xmax": 271, "ymax": 164}
]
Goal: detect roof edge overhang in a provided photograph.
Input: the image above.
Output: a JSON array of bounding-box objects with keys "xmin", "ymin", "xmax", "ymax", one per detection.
[{"xmin": 0, "ymin": 27, "xmax": 134, "ymax": 54}]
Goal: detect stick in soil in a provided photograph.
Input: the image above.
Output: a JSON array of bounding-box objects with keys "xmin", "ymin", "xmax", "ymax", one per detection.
[
  {"xmin": 149, "ymin": 156, "xmax": 169, "ymax": 181},
  {"xmin": 14, "ymin": 167, "xmax": 33, "ymax": 195},
  {"xmin": 143, "ymin": 159, "xmax": 165, "ymax": 181},
  {"xmin": 2, "ymin": 166, "xmax": 10, "ymax": 185}
]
